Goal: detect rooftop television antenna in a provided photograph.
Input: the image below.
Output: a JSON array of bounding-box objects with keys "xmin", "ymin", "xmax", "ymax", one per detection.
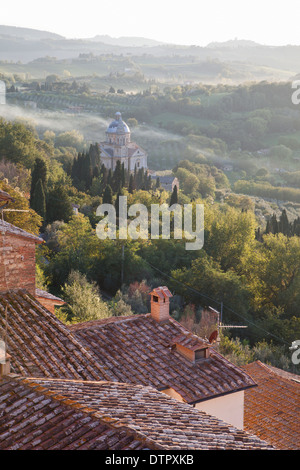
[{"xmin": 207, "ymin": 305, "xmax": 247, "ymax": 344}]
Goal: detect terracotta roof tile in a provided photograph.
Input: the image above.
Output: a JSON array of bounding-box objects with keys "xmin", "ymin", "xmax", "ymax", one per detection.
[
  {"xmin": 0, "ymin": 219, "xmax": 42, "ymax": 243},
  {"xmin": 0, "ymin": 375, "xmax": 273, "ymax": 450},
  {"xmin": 242, "ymin": 361, "xmax": 300, "ymax": 450},
  {"xmin": 35, "ymin": 289, "xmax": 65, "ymax": 303},
  {"xmin": 0, "ymin": 375, "xmax": 155, "ymax": 450},
  {"xmin": 0, "ymin": 290, "xmax": 113, "ymax": 381},
  {"xmin": 70, "ymin": 314, "xmax": 256, "ymax": 403},
  {"xmin": 150, "ymin": 286, "xmax": 172, "ymax": 299},
  {"xmin": 172, "ymin": 331, "xmax": 209, "ymax": 351},
  {"xmin": 0, "ymin": 190, "xmax": 14, "ymax": 203}
]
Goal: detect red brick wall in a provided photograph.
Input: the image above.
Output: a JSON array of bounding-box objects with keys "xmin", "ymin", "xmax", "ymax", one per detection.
[
  {"xmin": 0, "ymin": 233, "xmax": 36, "ymax": 296},
  {"xmin": 36, "ymin": 297, "xmax": 65, "ymax": 314},
  {"xmin": 175, "ymin": 344, "xmax": 195, "ymax": 362},
  {"xmin": 150, "ymin": 296, "xmax": 170, "ymax": 322}
]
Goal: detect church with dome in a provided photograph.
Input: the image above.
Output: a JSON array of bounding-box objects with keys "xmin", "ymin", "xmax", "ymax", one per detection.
[{"xmin": 98, "ymin": 112, "xmax": 147, "ymax": 172}]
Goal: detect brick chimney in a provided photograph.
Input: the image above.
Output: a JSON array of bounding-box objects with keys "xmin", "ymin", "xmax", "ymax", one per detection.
[
  {"xmin": 0, "ymin": 219, "xmax": 43, "ymax": 296},
  {"xmin": 150, "ymin": 286, "xmax": 172, "ymax": 322}
]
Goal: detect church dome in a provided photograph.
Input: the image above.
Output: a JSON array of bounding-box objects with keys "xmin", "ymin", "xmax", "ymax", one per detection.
[{"xmin": 106, "ymin": 112, "xmax": 130, "ymax": 135}]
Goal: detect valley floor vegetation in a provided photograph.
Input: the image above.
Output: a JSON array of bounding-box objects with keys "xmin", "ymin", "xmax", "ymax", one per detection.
[{"xmin": 1, "ymin": 79, "xmax": 300, "ymax": 374}]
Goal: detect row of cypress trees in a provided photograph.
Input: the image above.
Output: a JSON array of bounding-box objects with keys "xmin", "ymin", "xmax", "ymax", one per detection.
[
  {"xmin": 265, "ymin": 209, "xmax": 300, "ymax": 237},
  {"xmin": 30, "ymin": 146, "xmax": 178, "ymax": 228},
  {"xmin": 30, "ymin": 157, "xmax": 73, "ymax": 228},
  {"xmin": 70, "ymin": 147, "xmax": 153, "ymax": 198}
]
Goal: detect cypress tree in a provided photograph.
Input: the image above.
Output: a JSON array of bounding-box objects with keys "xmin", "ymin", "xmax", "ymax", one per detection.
[
  {"xmin": 112, "ymin": 160, "xmax": 122, "ymax": 192},
  {"xmin": 169, "ymin": 185, "xmax": 178, "ymax": 206},
  {"xmin": 279, "ymin": 209, "xmax": 290, "ymax": 236},
  {"xmin": 270, "ymin": 213, "xmax": 278, "ymax": 234},
  {"xmin": 93, "ymin": 165, "xmax": 100, "ymax": 179},
  {"xmin": 103, "ymin": 185, "xmax": 113, "ymax": 205},
  {"xmin": 121, "ymin": 162, "xmax": 126, "ymax": 188},
  {"xmin": 107, "ymin": 169, "xmax": 112, "ymax": 188},
  {"xmin": 89, "ymin": 143, "xmax": 101, "ymax": 168},
  {"xmin": 71, "ymin": 154, "xmax": 78, "ymax": 181},
  {"xmin": 293, "ymin": 216, "xmax": 300, "ymax": 236},
  {"xmin": 136, "ymin": 168, "xmax": 144, "ymax": 190},
  {"xmin": 128, "ymin": 174, "xmax": 134, "ymax": 194},
  {"xmin": 115, "ymin": 187, "xmax": 123, "ymax": 220},
  {"xmin": 31, "ymin": 178, "xmax": 46, "ymax": 222},
  {"xmin": 83, "ymin": 152, "xmax": 93, "ymax": 190},
  {"xmin": 30, "ymin": 158, "xmax": 47, "ymax": 206},
  {"xmin": 147, "ymin": 174, "xmax": 152, "ymax": 190},
  {"xmin": 100, "ymin": 165, "xmax": 108, "ymax": 195},
  {"xmin": 46, "ymin": 183, "xmax": 73, "ymax": 224},
  {"xmin": 133, "ymin": 164, "xmax": 137, "ymax": 188}
]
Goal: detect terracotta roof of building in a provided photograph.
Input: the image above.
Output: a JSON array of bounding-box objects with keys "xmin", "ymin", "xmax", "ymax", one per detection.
[
  {"xmin": 101, "ymin": 147, "xmax": 114, "ymax": 157},
  {"xmin": 151, "ymin": 175, "xmax": 178, "ymax": 184},
  {"xmin": 0, "ymin": 375, "xmax": 155, "ymax": 450},
  {"xmin": 0, "ymin": 375, "xmax": 273, "ymax": 450},
  {"xmin": 100, "ymin": 142, "xmax": 145, "ymax": 158},
  {"xmin": 0, "ymin": 290, "xmax": 113, "ymax": 381},
  {"xmin": 35, "ymin": 288, "xmax": 65, "ymax": 303},
  {"xmin": 150, "ymin": 285, "xmax": 172, "ymax": 299},
  {"xmin": 172, "ymin": 332, "xmax": 209, "ymax": 351},
  {"xmin": 0, "ymin": 219, "xmax": 43, "ymax": 243},
  {"xmin": 265, "ymin": 364, "xmax": 300, "ymax": 383},
  {"xmin": 70, "ymin": 314, "xmax": 256, "ymax": 403},
  {"xmin": 242, "ymin": 361, "xmax": 300, "ymax": 450},
  {"xmin": 0, "ymin": 190, "xmax": 14, "ymax": 203},
  {"xmin": 127, "ymin": 143, "xmax": 144, "ymax": 157}
]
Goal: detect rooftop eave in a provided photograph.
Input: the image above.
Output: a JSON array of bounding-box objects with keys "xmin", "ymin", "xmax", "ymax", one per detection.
[{"xmin": 188, "ymin": 382, "xmax": 258, "ymax": 405}]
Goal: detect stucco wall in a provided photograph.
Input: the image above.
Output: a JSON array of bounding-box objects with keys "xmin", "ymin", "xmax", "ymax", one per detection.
[{"xmin": 195, "ymin": 390, "xmax": 245, "ymax": 429}]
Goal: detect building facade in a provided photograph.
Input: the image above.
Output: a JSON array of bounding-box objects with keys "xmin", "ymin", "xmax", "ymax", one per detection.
[
  {"xmin": 0, "ymin": 219, "xmax": 42, "ymax": 296},
  {"xmin": 0, "ymin": 217, "xmax": 64, "ymax": 312},
  {"xmin": 98, "ymin": 112, "xmax": 147, "ymax": 172}
]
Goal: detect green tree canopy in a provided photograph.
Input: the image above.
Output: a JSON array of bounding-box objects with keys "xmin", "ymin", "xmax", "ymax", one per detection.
[
  {"xmin": 103, "ymin": 184, "xmax": 113, "ymax": 204},
  {"xmin": 46, "ymin": 183, "xmax": 73, "ymax": 225},
  {"xmin": 58, "ymin": 270, "xmax": 111, "ymax": 323},
  {"xmin": 30, "ymin": 157, "xmax": 47, "ymax": 206},
  {"xmin": 31, "ymin": 178, "xmax": 46, "ymax": 222},
  {"xmin": 0, "ymin": 179, "xmax": 42, "ymax": 234}
]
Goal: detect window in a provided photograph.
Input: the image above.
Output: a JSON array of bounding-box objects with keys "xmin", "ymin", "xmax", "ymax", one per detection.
[
  {"xmin": 195, "ymin": 349, "xmax": 207, "ymax": 361},
  {"xmin": 153, "ymin": 295, "xmax": 159, "ymax": 303}
]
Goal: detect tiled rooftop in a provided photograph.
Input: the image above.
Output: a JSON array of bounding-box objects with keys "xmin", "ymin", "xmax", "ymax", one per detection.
[
  {"xmin": 70, "ymin": 314, "xmax": 256, "ymax": 403},
  {"xmin": 0, "ymin": 375, "xmax": 155, "ymax": 450},
  {"xmin": 0, "ymin": 290, "xmax": 113, "ymax": 381},
  {"xmin": 35, "ymin": 288, "xmax": 65, "ymax": 303},
  {"xmin": 243, "ymin": 361, "xmax": 300, "ymax": 450},
  {"xmin": 0, "ymin": 375, "xmax": 273, "ymax": 450},
  {"xmin": 0, "ymin": 219, "xmax": 42, "ymax": 243},
  {"xmin": 0, "ymin": 190, "xmax": 14, "ymax": 203}
]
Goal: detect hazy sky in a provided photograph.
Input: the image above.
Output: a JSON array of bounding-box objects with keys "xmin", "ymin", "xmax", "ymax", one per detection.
[{"xmin": 2, "ymin": 0, "xmax": 300, "ymax": 46}]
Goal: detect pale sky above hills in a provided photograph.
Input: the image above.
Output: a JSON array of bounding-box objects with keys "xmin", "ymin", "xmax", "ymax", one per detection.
[{"xmin": 2, "ymin": 0, "xmax": 300, "ymax": 47}]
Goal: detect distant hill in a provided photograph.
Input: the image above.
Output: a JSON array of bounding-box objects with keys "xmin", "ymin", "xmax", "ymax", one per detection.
[
  {"xmin": 207, "ymin": 39, "xmax": 263, "ymax": 48},
  {"xmin": 0, "ymin": 25, "xmax": 64, "ymax": 40},
  {"xmin": 88, "ymin": 35, "xmax": 166, "ymax": 47},
  {"xmin": 0, "ymin": 25, "xmax": 300, "ymax": 81}
]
